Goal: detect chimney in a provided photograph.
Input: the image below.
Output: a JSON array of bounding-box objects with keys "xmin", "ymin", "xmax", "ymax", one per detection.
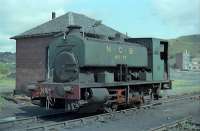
[{"xmin": 52, "ymin": 12, "xmax": 56, "ymax": 19}]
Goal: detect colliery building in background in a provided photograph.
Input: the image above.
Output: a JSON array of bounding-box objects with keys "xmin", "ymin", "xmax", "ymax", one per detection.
[
  {"xmin": 11, "ymin": 12, "xmax": 125, "ymax": 93},
  {"xmin": 189, "ymin": 58, "xmax": 200, "ymax": 71},
  {"xmin": 175, "ymin": 50, "xmax": 200, "ymax": 71},
  {"xmin": 175, "ymin": 50, "xmax": 190, "ymax": 70}
]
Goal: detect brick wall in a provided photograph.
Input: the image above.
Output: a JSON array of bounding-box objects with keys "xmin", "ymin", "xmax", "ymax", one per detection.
[{"xmin": 16, "ymin": 36, "xmax": 53, "ymax": 93}]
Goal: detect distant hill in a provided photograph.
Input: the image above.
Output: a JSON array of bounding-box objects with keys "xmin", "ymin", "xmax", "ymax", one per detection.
[
  {"xmin": 177, "ymin": 35, "xmax": 200, "ymax": 44},
  {"xmin": 168, "ymin": 34, "xmax": 200, "ymax": 66},
  {"xmin": 169, "ymin": 34, "xmax": 200, "ymax": 57},
  {"xmin": 0, "ymin": 52, "xmax": 15, "ymax": 63}
]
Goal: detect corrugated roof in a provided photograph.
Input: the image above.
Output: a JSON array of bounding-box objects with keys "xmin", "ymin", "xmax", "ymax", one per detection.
[{"xmin": 11, "ymin": 12, "xmax": 124, "ymax": 39}]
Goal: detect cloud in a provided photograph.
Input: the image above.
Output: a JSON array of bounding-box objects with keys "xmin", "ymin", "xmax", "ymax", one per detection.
[
  {"xmin": 152, "ymin": 0, "xmax": 200, "ymax": 35},
  {"xmin": 0, "ymin": 0, "xmax": 73, "ymax": 52},
  {"xmin": 0, "ymin": 0, "xmax": 111, "ymax": 52},
  {"xmin": 0, "ymin": 32, "xmax": 16, "ymax": 52},
  {"xmin": 1, "ymin": 0, "xmax": 200, "ymax": 52},
  {"xmin": 0, "ymin": 0, "xmax": 72, "ymax": 33}
]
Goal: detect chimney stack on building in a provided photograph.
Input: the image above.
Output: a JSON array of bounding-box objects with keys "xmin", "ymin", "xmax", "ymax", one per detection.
[{"xmin": 52, "ymin": 12, "xmax": 56, "ymax": 20}]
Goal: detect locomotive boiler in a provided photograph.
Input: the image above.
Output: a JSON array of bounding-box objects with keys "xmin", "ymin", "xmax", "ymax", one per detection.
[{"xmin": 29, "ymin": 25, "xmax": 171, "ymax": 112}]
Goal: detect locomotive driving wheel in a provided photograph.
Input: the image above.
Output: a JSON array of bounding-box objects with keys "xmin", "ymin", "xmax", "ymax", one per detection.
[{"xmin": 104, "ymin": 103, "xmax": 118, "ymax": 113}]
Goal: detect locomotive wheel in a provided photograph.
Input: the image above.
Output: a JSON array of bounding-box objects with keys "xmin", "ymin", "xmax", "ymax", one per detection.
[
  {"xmin": 104, "ymin": 104, "xmax": 118, "ymax": 113},
  {"xmin": 40, "ymin": 98, "xmax": 46, "ymax": 107}
]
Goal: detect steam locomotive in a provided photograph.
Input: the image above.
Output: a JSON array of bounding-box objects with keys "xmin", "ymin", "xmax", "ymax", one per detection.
[{"xmin": 29, "ymin": 25, "xmax": 171, "ymax": 112}]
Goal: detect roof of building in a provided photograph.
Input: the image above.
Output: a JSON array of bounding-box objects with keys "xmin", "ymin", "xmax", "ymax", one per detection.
[{"xmin": 11, "ymin": 12, "xmax": 124, "ymax": 39}]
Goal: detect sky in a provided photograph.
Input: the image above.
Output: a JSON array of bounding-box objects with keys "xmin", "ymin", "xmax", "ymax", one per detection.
[{"xmin": 0, "ymin": 0, "xmax": 200, "ymax": 52}]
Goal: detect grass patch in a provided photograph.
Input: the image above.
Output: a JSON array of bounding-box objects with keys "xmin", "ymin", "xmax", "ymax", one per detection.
[
  {"xmin": 171, "ymin": 80, "xmax": 200, "ymax": 95},
  {"xmin": 172, "ymin": 80, "xmax": 195, "ymax": 87},
  {"xmin": 0, "ymin": 96, "xmax": 5, "ymax": 111},
  {"xmin": 0, "ymin": 78, "xmax": 15, "ymax": 86},
  {"xmin": 0, "ymin": 62, "xmax": 15, "ymax": 93},
  {"xmin": 0, "ymin": 78, "xmax": 15, "ymax": 93}
]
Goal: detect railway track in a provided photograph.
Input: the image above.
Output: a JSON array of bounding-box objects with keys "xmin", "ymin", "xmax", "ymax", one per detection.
[
  {"xmin": 0, "ymin": 111, "xmax": 70, "ymax": 130},
  {"xmin": 150, "ymin": 116, "xmax": 200, "ymax": 131},
  {"xmin": 0, "ymin": 94, "xmax": 199, "ymax": 131}
]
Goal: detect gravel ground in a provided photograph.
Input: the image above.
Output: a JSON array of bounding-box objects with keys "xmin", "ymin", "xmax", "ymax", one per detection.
[
  {"xmin": 61, "ymin": 97, "xmax": 200, "ymax": 131},
  {"xmin": 0, "ymin": 99, "xmax": 65, "ymax": 119}
]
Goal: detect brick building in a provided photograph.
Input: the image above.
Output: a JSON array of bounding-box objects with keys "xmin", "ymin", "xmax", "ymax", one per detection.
[
  {"xmin": 175, "ymin": 50, "xmax": 200, "ymax": 71},
  {"xmin": 11, "ymin": 12, "xmax": 124, "ymax": 93}
]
